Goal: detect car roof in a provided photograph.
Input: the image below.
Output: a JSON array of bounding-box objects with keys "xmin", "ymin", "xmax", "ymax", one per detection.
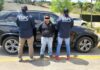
[
  {"xmin": 28, "ymin": 10, "xmax": 52, "ymax": 13},
  {"xmin": 1, "ymin": 10, "xmax": 53, "ymax": 13}
]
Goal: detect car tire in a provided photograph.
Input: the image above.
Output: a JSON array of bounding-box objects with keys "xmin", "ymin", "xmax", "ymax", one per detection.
[
  {"xmin": 2, "ymin": 36, "xmax": 19, "ymax": 55},
  {"xmin": 76, "ymin": 37, "xmax": 94, "ymax": 53}
]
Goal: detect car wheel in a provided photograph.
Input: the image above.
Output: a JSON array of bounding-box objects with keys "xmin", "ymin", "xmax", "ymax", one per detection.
[
  {"xmin": 2, "ymin": 36, "xmax": 19, "ymax": 54},
  {"xmin": 76, "ymin": 37, "xmax": 94, "ymax": 53}
]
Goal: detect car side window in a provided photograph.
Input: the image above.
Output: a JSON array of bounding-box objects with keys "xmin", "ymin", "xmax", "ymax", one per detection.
[
  {"xmin": 29, "ymin": 12, "xmax": 39, "ymax": 20},
  {"xmin": 39, "ymin": 13, "xmax": 47, "ymax": 21},
  {"xmin": 5, "ymin": 12, "xmax": 18, "ymax": 21},
  {"xmin": 49, "ymin": 14, "xmax": 58, "ymax": 24},
  {"xmin": 0, "ymin": 11, "xmax": 11, "ymax": 20}
]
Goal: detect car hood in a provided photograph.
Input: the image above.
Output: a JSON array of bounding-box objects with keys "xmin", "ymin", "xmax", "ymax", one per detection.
[{"xmin": 72, "ymin": 26, "xmax": 94, "ymax": 33}]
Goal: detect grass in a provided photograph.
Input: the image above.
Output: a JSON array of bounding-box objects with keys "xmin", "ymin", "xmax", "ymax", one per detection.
[{"xmin": 95, "ymin": 27, "xmax": 100, "ymax": 33}]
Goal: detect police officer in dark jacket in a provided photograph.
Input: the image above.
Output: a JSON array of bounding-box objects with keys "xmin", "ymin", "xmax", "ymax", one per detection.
[
  {"xmin": 39, "ymin": 15, "xmax": 55, "ymax": 59},
  {"xmin": 16, "ymin": 6, "xmax": 35, "ymax": 62},
  {"xmin": 55, "ymin": 8, "xmax": 73, "ymax": 60}
]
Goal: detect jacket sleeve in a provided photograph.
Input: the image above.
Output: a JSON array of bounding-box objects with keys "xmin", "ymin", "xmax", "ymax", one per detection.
[
  {"xmin": 29, "ymin": 16, "xmax": 35, "ymax": 29},
  {"xmin": 28, "ymin": 15, "xmax": 37, "ymax": 37},
  {"xmin": 56, "ymin": 17, "xmax": 61, "ymax": 30},
  {"xmin": 16, "ymin": 17, "xmax": 19, "ymax": 27},
  {"xmin": 39, "ymin": 24, "xmax": 42, "ymax": 33},
  {"xmin": 71, "ymin": 19, "xmax": 74, "ymax": 28},
  {"xmin": 51, "ymin": 24, "xmax": 56, "ymax": 33}
]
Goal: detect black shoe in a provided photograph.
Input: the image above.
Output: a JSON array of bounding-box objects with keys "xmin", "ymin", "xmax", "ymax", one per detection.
[
  {"xmin": 40, "ymin": 55, "xmax": 44, "ymax": 59},
  {"xmin": 30, "ymin": 56, "xmax": 33, "ymax": 59}
]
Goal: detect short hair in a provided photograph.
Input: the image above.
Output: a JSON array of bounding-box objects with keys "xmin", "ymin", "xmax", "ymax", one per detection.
[{"xmin": 44, "ymin": 15, "xmax": 50, "ymax": 19}]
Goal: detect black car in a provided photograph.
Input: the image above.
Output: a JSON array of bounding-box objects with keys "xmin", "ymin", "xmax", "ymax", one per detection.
[{"xmin": 0, "ymin": 10, "xmax": 98, "ymax": 54}]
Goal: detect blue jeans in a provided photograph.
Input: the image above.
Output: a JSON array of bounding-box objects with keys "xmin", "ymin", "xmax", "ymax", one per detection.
[
  {"xmin": 56, "ymin": 37, "xmax": 70, "ymax": 56},
  {"xmin": 40, "ymin": 37, "xmax": 53, "ymax": 56}
]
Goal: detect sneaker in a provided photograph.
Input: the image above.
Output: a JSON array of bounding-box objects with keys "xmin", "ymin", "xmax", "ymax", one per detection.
[
  {"xmin": 40, "ymin": 55, "xmax": 44, "ymax": 59},
  {"xmin": 55, "ymin": 56, "xmax": 60, "ymax": 60},
  {"xmin": 19, "ymin": 58, "xmax": 23, "ymax": 62},
  {"xmin": 30, "ymin": 57, "xmax": 34, "ymax": 61},
  {"xmin": 66, "ymin": 56, "xmax": 70, "ymax": 60}
]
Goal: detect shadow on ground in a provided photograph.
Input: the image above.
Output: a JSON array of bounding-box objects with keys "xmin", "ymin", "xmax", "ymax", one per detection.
[
  {"xmin": 19, "ymin": 56, "xmax": 89, "ymax": 66},
  {"xmin": 19, "ymin": 58, "xmax": 50, "ymax": 67}
]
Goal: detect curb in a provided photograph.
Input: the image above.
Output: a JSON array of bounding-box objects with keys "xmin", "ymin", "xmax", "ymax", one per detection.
[{"xmin": 0, "ymin": 55, "xmax": 100, "ymax": 62}]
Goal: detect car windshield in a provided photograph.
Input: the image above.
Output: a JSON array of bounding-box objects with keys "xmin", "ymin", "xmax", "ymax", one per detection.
[{"xmin": 50, "ymin": 14, "xmax": 58, "ymax": 24}]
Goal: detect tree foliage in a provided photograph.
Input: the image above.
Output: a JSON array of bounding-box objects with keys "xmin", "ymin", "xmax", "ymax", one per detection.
[
  {"xmin": 50, "ymin": 0, "xmax": 72, "ymax": 13},
  {"xmin": 0, "ymin": 0, "xmax": 4, "ymax": 11},
  {"xmin": 83, "ymin": 3, "xmax": 92, "ymax": 11},
  {"xmin": 95, "ymin": 2, "xmax": 100, "ymax": 12}
]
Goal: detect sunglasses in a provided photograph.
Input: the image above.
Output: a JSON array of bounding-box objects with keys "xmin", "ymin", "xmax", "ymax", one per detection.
[{"xmin": 45, "ymin": 18, "xmax": 50, "ymax": 19}]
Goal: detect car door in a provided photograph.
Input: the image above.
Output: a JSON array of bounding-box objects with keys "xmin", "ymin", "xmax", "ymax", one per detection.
[
  {"xmin": 36, "ymin": 12, "xmax": 47, "ymax": 42},
  {"xmin": 37, "ymin": 12, "xmax": 58, "ymax": 42},
  {"xmin": 39, "ymin": 12, "xmax": 58, "ymax": 42},
  {"xmin": 35, "ymin": 12, "xmax": 52, "ymax": 42}
]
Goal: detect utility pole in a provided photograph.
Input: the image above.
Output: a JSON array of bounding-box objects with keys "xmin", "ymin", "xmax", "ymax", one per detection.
[
  {"xmin": 78, "ymin": 0, "xmax": 83, "ymax": 19},
  {"xmin": 91, "ymin": 0, "xmax": 93, "ymax": 28}
]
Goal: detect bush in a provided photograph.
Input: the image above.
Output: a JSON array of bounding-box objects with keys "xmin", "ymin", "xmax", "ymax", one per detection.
[
  {"xmin": 95, "ymin": 2, "xmax": 100, "ymax": 12},
  {"xmin": 0, "ymin": 0, "xmax": 4, "ymax": 11},
  {"xmin": 82, "ymin": 3, "xmax": 92, "ymax": 11},
  {"xmin": 0, "ymin": 4, "xmax": 3, "ymax": 11},
  {"xmin": 95, "ymin": 27, "xmax": 100, "ymax": 33},
  {"xmin": 50, "ymin": 0, "xmax": 72, "ymax": 13}
]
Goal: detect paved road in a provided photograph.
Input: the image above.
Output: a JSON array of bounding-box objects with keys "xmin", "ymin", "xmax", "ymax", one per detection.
[
  {"xmin": 0, "ymin": 58, "xmax": 100, "ymax": 70},
  {"xmin": 0, "ymin": 46, "xmax": 100, "ymax": 70}
]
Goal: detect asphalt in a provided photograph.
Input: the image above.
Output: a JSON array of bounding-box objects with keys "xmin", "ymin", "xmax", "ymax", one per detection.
[
  {"xmin": 0, "ymin": 46, "xmax": 100, "ymax": 70},
  {"xmin": 0, "ymin": 57, "xmax": 100, "ymax": 70}
]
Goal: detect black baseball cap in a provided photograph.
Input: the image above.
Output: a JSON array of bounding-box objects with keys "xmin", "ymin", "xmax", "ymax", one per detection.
[{"xmin": 63, "ymin": 8, "xmax": 69, "ymax": 14}]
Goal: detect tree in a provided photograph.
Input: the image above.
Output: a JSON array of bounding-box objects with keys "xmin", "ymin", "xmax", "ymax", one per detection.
[
  {"xmin": 96, "ymin": 0, "xmax": 100, "ymax": 1},
  {"xmin": 0, "ymin": 0, "xmax": 4, "ymax": 11},
  {"xmin": 50, "ymin": 0, "xmax": 72, "ymax": 13},
  {"xmin": 78, "ymin": 1, "xmax": 83, "ymax": 19},
  {"xmin": 95, "ymin": 2, "xmax": 100, "ymax": 12},
  {"xmin": 14, "ymin": 0, "xmax": 31, "ymax": 4},
  {"xmin": 83, "ymin": 3, "xmax": 92, "ymax": 11}
]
